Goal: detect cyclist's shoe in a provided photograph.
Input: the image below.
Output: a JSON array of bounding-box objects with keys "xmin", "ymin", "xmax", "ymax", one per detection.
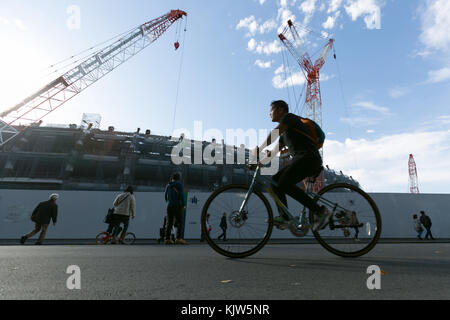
[
  {"xmin": 272, "ymin": 216, "xmax": 289, "ymax": 230},
  {"xmin": 175, "ymin": 238, "xmax": 187, "ymax": 245},
  {"xmin": 312, "ymin": 206, "xmax": 332, "ymax": 232},
  {"xmin": 165, "ymin": 239, "xmax": 175, "ymax": 245}
]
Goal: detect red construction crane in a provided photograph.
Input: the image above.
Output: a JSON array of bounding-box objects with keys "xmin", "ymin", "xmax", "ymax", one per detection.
[
  {"xmin": 0, "ymin": 9, "xmax": 187, "ymax": 146},
  {"xmin": 408, "ymin": 154, "xmax": 420, "ymax": 194},
  {"xmin": 278, "ymin": 20, "xmax": 334, "ymax": 192}
]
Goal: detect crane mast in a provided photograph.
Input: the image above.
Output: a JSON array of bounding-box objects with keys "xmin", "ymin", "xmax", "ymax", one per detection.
[
  {"xmin": 278, "ymin": 20, "xmax": 334, "ymax": 192},
  {"xmin": 0, "ymin": 9, "xmax": 187, "ymax": 146}
]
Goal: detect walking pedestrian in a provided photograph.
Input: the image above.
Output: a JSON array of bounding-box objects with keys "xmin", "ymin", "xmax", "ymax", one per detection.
[
  {"xmin": 20, "ymin": 194, "xmax": 59, "ymax": 245},
  {"xmin": 164, "ymin": 172, "xmax": 187, "ymax": 245},
  {"xmin": 420, "ymin": 210, "xmax": 435, "ymax": 240},
  {"xmin": 111, "ymin": 186, "xmax": 136, "ymax": 244},
  {"xmin": 413, "ymin": 214, "xmax": 424, "ymax": 240},
  {"xmin": 218, "ymin": 213, "xmax": 227, "ymax": 241}
]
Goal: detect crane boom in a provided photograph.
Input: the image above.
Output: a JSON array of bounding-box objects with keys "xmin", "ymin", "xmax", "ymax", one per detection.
[{"xmin": 0, "ymin": 9, "xmax": 187, "ymax": 146}]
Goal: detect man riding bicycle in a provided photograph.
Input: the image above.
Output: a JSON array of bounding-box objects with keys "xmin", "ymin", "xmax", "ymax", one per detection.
[{"xmin": 253, "ymin": 100, "xmax": 332, "ymax": 232}]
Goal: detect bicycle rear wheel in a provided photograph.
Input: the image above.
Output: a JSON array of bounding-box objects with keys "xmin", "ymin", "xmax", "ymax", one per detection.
[
  {"xmin": 201, "ymin": 184, "xmax": 273, "ymax": 258},
  {"xmin": 309, "ymin": 183, "xmax": 382, "ymax": 257},
  {"xmin": 96, "ymin": 232, "xmax": 110, "ymax": 245},
  {"xmin": 123, "ymin": 232, "xmax": 136, "ymax": 245}
]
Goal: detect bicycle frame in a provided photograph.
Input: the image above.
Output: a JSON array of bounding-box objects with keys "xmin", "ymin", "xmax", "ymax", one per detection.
[{"xmin": 238, "ymin": 165, "xmax": 361, "ymax": 230}]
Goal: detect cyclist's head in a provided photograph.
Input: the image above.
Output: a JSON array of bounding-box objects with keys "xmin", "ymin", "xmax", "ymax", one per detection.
[
  {"xmin": 270, "ymin": 100, "xmax": 289, "ymax": 122},
  {"xmin": 125, "ymin": 186, "xmax": 134, "ymax": 194},
  {"xmin": 172, "ymin": 172, "xmax": 181, "ymax": 181}
]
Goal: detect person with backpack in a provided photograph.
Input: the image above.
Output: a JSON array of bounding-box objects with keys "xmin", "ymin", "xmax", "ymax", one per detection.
[
  {"xmin": 20, "ymin": 194, "xmax": 59, "ymax": 245},
  {"xmin": 420, "ymin": 210, "xmax": 435, "ymax": 240},
  {"xmin": 164, "ymin": 172, "xmax": 187, "ymax": 245},
  {"xmin": 252, "ymin": 100, "xmax": 332, "ymax": 231},
  {"xmin": 413, "ymin": 214, "xmax": 424, "ymax": 240},
  {"xmin": 110, "ymin": 186, "xmax": 136, "ymax": 244}
]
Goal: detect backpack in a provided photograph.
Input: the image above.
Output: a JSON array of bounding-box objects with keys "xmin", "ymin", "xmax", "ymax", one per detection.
[
  {"xmin": 168, "ymin": 183, "xmax": 182, "ymax": 204},
  {"xmin": 292, "ymin": 116, "xmax": 326, "ymax": 150}
]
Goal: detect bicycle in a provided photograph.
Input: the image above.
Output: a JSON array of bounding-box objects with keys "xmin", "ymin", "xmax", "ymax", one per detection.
[
  {"xmin": 201, "ymin": 164, "xmax": 382, "ymax": 258},
  {"xmin": 96, "ymin": 226, "xmax": 136, "ymax": 245}
]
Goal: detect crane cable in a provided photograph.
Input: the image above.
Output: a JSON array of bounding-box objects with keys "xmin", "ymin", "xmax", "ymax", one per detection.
[
  {"xmin": 41, "ymin": 25, "xmax": 139, "ymax": 77},
  {"xmin": 332, "ymin": 41, "xmax": 362, "ymax": 187},
  {"xmin": 171, "ymin": 16, "xmax": 188, "ymax": 134}
]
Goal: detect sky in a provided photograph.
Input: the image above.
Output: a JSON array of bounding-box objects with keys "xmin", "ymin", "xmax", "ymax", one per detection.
[{"xmin": 0, "ymin": 0, "xmax": 449, "ymax": 194}]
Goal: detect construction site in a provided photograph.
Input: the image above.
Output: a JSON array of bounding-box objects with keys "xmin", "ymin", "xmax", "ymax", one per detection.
[{"xmin": 0, "ymin": 8, "xmax": 448, "ymax": 241}]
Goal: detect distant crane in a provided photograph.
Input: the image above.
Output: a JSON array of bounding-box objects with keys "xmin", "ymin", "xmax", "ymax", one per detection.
[
  {"xmin": 278, "ymin": 20, "xmax": 334, "ymax": 192},
  {"xmin": 0, "ymin": 10, "xmax": 187, "ymax": 147},
  {"xmin": 408, "ymin": 154, "xmax": 420, "ymax": 194}
]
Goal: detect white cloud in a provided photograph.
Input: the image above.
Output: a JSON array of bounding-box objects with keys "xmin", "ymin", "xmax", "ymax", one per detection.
[
  {"xmin": 248, "ymin": 39, "xmax": 283, "ymax": 55},
  {"xmin": 366, "ymin": 129, "xmax": 375, "ymax": 133},
  {"xmin": 259, "ymin": 0, "xmax": 267, "ymax": 5},
  {"xmin": 322, "ymin": 11, "xmax": 340, "ymax": 29},
  {"xmin": 0, "ymin": 17, "xmax": 26, "ymax": 30},
  {"xmin": 236, "ymin": 16, "xmax": 259, "ymax": 36},
  {"xmin": 426, "ymin": 67, "xmax": 450, "ymax": 84},
  {"xmin": 255, "ymin": 59, "xmax": 273, "ymax": 68},
  {"xmin": 13, "ymin": 19, "xmax": 26, "ymax": 31},
  {"xmin": 340, "ymin": 116, "xmax": 380, "ymax": 126},
  {"xmin": 419, "ymin": 0, "xmax": 450, "ymax": 52},
  {"xmin": 259, "ymin": 19, "xmax": 278, "ymax": 34},
  {"xmin": 236, "ymin": 16, "xmax": 278, "ymax": 37},
  {"xmin": 0, "ymin": 17, "xmax": 10, "ymax": 25},
  {"xmin": 344, "ymin": 0, "xmax": 381, "ymax": 29},
  {"xmin": 389, "ymin": 87, "xmax": 411, "ymax": 98},
  {"xmin": 300, "ymin": 0, "xmax": 318, "ymax": 25},
  {"xmin": 323, "ymin": 129, "xmax": 450, "ymax": 193},
  {"xmin": 272, "ymin": 71, "xmax": 331, "ymax": 89},
  {"xmin": 247, "ymin": 38, "xmax": 257, "ymax": 51},
  {"xmin": 328, "ymin": 0, "xmax": 343, "ymax": 13},
  {"xmin": 352, "ymin": 101, "xmax": 391, "ymax": 115},
  {"xmin": 273, "ymin": 71, "xmax": 306, "ymax": 88},
  {"xmin": 300, "ymin": 0, "xmax": 317, "ymax": 14},
  {"xmin": 422, "ymin": 115, "xmax": 450, "ymax": 128}
]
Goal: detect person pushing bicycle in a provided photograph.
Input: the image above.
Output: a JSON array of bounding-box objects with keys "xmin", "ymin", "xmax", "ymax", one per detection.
[{"xmin": 252, "ymin": 100, "xmax": 332, "ymax": 232}]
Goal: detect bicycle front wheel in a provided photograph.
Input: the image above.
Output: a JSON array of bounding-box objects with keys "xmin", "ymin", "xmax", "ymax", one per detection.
[
  {"xmin": 309, "ymin": 183, "xmax": 382, "ymax": 258},
  {"xmin": 96, "ymin": 232, "xmax": 110, "ymax": 245},
  {"xmin": 123, "ymin": 232, "xmax": 136, "ymax": 245},
  {"xmin": 201, "ymin": 184, "xmax": 273, "ymax": 258}
]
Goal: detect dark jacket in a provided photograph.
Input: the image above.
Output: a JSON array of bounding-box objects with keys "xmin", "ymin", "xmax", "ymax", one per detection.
[
  {"xmin": 220, "ymin": 216, "xmax": 227, "ymax": 229},
  {"xmin": 31, "ymin": 200, "xmax": 58, "ymax": 225},
  {"xmin": 165, "ymin": 181, "xmax": 185, "ymax": 207},
  {"xmin": 420, "ymin": 215, "xmax": 432, "ymax": 228}
]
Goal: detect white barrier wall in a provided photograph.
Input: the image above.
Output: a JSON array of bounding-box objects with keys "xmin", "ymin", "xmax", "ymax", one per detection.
[{"xmin": 0, "ymin": 190, "xmax": 448, "ymax": 239}]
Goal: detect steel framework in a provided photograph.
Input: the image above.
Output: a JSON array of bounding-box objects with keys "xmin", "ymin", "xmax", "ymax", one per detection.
[
  {"xmin": 278, "ymin": 20, "xmax": 334, "ymax": 192},
  {"xmin": 0, "ymin": 10, "xmax": 187, "ymax": 147},
  {"xmin": 408, "ymin": 154, "xmax": 419, "ymax": 194}
]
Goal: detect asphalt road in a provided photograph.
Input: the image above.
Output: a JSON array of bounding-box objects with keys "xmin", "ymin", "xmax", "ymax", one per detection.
[{"xmin": 1, "ymin": 242, "xmax": 449, "ymax": 300}]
